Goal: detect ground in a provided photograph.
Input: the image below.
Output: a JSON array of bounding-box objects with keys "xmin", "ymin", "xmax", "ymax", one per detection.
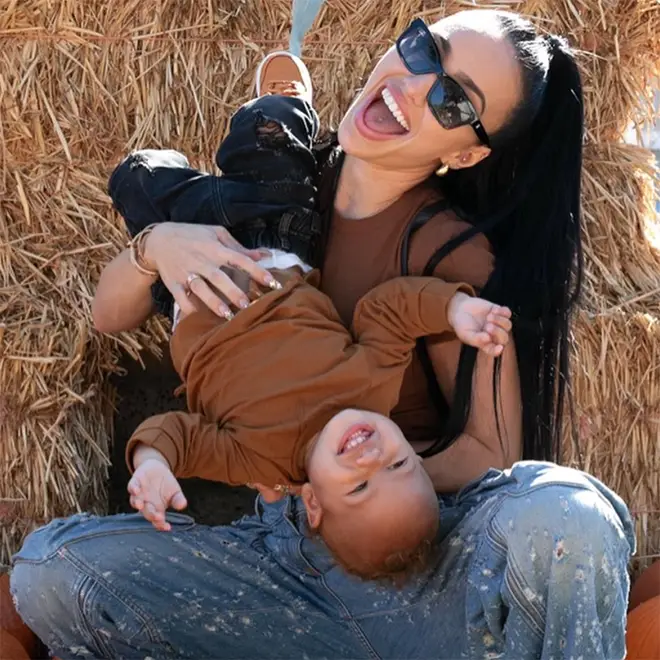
[{"xmin": 109, "ymin": 348, "xmax": 255, "ymax": 524}]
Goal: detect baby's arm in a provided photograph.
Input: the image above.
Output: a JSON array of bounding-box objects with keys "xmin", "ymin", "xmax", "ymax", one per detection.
[
  {"xmin": 126, "ymin": 411, "xmax": 260, "ymax": 485},
  {"xmin": 353, "ymin": 277, "xmax": 511, "ymax": 367}
]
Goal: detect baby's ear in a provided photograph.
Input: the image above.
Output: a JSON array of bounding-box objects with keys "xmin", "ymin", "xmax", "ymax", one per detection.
[{"xmin": 301, "ymin": 483, "xmax": 323, "ymax": 529}]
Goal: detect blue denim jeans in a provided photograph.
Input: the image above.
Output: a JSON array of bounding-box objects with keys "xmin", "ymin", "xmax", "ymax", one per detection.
[{"xmin": 11, "ymin": 462, "xmax": 635, "ymax": 659}]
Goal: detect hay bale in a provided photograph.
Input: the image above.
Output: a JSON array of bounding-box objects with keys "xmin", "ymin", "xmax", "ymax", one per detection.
[
  {"xmin": 565, "ymin": 311, "xmax": 660, "ymax": 574},
  {"xmin": 0, "ymin": 0, "xmax": 659, "ymax": 571},
  {"xmin": 580, "ymin": 143, "xmax": 660, "ymax": 303}
]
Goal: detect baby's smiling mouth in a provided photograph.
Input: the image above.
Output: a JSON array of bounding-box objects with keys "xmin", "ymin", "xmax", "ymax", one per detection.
[{"xmin": 338, "ymin": 426, "xmax": 375, "ymax": 455}]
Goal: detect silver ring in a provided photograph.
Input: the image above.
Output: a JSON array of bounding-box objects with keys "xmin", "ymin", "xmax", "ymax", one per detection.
[{"xmin": 185, "ymin": 273, "xmax": 201, "ymax": 296}]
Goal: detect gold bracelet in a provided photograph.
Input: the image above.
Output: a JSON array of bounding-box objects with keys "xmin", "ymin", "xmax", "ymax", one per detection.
[{"xmin": 128, "ymin": 224, "xmax": 159, "ymax": 277}]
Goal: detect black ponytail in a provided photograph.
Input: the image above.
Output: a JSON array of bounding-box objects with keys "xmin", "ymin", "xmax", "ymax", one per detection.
[{"xmin": 420, "ymin": 16, "xmax": 584, "ymax": 462}]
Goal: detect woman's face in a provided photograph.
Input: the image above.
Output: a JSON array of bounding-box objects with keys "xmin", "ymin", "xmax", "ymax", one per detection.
[{"xmin": 338, "ymin": 10, "xmax": 524, "ymax": 175}]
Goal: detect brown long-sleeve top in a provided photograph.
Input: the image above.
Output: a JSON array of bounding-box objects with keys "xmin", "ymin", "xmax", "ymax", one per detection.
[
  {"xmin": 321, "ymin": 182, "xmax": 494, "ymax": 445},
  {"xmin": 126, "ymin": 271, "xmax": 472, "ymax": 488}
]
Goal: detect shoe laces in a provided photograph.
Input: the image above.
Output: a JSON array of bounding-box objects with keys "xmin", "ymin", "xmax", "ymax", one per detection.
[{"xmin": 265, "ymin": 80, "xmax": 306, "ymax": 97}]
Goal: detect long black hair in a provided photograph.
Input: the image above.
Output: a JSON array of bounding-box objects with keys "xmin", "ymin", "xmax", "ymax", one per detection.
[{"xmin": 420, "ymin": 13, "xmax": 584, "ymax": 462}]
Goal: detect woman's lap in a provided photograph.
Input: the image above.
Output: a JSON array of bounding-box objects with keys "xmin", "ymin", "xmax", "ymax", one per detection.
[{"xmin": 11, "ymin": 461, "xmax": 635, "ymax": 659}]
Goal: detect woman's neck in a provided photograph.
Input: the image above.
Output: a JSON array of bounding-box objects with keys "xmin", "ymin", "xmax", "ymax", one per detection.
[{"xmin": 334, "ymin": 154, "xmax": 430, "ymax": 220}]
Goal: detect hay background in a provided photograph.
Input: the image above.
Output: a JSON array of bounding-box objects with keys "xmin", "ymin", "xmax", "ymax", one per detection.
[{"xmin": 1, "ymin": 0, "xmax": 659, "ymax": 571}]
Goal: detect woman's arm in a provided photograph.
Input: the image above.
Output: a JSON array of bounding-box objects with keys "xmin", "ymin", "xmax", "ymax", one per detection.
[
  {"xmin": 422, "ymin": 336, "xmax": 523, "ymax": 492},
  {"xmin": 406, "ymin": 212, "xmax": 521, "ymax": 491},
  {"xmin": 92, "ymin": 248, "xmax": 157, "ymax": 333},
  {"xmin": 92, "ymin": 223, "xmax": 274, "ymax": 334}
]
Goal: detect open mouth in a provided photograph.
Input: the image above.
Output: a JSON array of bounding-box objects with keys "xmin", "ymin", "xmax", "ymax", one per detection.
[
  {"xmin": 338, "ymin": 425, "xmax": 375, "ymax": 455},
  {"xmin": 360, "ymin": 86, "xmax": 410, "ymax": 136}
]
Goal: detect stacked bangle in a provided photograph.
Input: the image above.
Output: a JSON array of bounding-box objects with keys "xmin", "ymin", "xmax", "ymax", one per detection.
[{"xmin": 128, "ymin": 224, "xmax": 159, "ymax": 277}]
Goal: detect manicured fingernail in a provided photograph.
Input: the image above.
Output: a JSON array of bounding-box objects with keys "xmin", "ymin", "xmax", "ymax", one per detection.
[
  {"xmin": 220, "ymin": 306, "xmax": 234, "ymax": 320},
  {"xmin": 239, "ymin": 299, "xmax": 249, "ymax": 309},
  {"xmin": 268, "ymin": 279, "xmax": 282, "ymax": 290}
]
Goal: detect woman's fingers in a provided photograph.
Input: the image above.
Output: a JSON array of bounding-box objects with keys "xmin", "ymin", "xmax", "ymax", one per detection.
[
  {"xmin": 212, "ymin": 245, "xmax": 277, "ymax": 288},
  {"xmin": 201, "ymin": 267, "xmax": 250, "ymax": 310},
  {"xmin": 152, "ymin": 224, "xmax": 281, "ymax": 319},
  {"xmin": 213, "ymin": 227, "xmax": 268, "ymax": 261},
  {"xmin": 169, "ymin": 281, "xmax": 199, "ymax": 318},
  {"xmin": 188, "ymin": 271, "xmax": 246, "ymax": 316}
]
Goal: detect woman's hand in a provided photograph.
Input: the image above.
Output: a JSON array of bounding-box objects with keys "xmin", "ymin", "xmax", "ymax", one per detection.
[{"xmin": 144, "ymin": 223, "xmax": 277, "ymax": 319}]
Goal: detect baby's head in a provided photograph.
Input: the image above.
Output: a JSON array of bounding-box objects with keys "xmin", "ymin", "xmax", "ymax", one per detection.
[{"xmin": 303, "ymin": 409, "xmax": 439, "ymax": 581}]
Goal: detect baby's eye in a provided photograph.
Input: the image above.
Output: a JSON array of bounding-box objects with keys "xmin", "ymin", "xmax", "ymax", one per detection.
[
  {"xmin": 348, "ymin": 481, "xmax": 368, "ymax": 495},
  {"xmin": 388, "ymin": 458, "xmax": 408, "ymax": 470}
]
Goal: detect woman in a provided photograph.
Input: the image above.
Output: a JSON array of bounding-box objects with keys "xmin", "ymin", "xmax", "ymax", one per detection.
[{"xmin": 11, "ymin": 9, "xmax": 634, "ymax": 659}]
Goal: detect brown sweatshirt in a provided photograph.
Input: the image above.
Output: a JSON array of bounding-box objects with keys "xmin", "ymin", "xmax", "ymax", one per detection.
[{"xmin": 127, "ymin": 270, "xmax": 472, "ymax": 488}]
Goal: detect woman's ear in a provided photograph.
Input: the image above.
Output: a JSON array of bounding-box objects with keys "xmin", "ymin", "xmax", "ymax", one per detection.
[
  {"xmin": 301, "ymin": 483, "xmax": 323, "ymax": 529},
  {"xmin": 443, "ymin": 145, "xmax": 491, "ymax": 171}
]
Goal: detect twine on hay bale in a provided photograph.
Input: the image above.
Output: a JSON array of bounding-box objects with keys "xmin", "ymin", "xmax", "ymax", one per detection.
[{"xmin": 0, "ymin": 0, "xmax": 659, "ymax": 570}]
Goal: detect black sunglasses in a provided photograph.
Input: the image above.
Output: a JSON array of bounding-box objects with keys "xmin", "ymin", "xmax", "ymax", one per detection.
[{"xmin": 396, "ymin": 18, "xmax": 490, "ymax": 147}]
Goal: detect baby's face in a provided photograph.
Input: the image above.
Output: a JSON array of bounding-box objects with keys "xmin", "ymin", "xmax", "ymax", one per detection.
[{"xmin": 305, "ymin": 409, "xmax": 434, "ymax": 521}]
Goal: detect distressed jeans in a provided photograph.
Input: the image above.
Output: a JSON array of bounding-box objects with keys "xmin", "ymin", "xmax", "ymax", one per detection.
[
  {"xmin": 11, "ymin": 462, "xmax": 635, "ymax": 659},
  {"xmin": 108, "ymin": 95, "xmax": 322, "ymax": 318}
]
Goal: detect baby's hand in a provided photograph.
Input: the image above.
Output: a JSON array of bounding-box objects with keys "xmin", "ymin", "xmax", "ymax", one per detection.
[
  {"xmin": 447, "ymin": 292, "xmax": 512, "ymax": 357},
  {"xmin": 128, "ymin": 459, "xmax": 188, "ymax": 531}
]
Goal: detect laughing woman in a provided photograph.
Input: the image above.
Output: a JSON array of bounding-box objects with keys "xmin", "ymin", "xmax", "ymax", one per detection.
[{"xmin": 12, "ymin": 9, "xmax": 634, "ymax": 659}]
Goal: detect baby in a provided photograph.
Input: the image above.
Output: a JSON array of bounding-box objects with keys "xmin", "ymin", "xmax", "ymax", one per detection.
[
  {"xmin": 118, "ymin": 53, "xmax": 512, "ymax": 581},
  {"xmin": 127, "ymin": 266, "xmax": 510, "ymax": 580}
]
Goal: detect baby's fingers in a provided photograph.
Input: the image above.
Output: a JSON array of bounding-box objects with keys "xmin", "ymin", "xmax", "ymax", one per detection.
[
  {"xmin": 490, "ymin": 305, "xmax": 512, "ymax": 319},
  {"xmin": 170, "ymin": 491, "xmax": 188, "ymax": 511},
  {"xmin": 127, "ymin": 476, "xmax": 142, "ymax": 497},
  {"xmin": 488, "ymin": 308, "xmax": 513, "ymax": 331},
  {"xmin": 486, "ymin": 323, "xmax": 510, "ymax": 347},
  {"xmin": 467, "ymin": 330, "xmax": 492, "ymax": 348},
  {"xmin": 142, "ymin": 502, "xmax": 170, "ymax": 531},
  {"xmin": 482, "ymin": 343, "xmax": 505, "ymax": 357}
]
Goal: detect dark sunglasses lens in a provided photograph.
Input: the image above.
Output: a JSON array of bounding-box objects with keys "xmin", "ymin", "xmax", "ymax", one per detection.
[
  {"xmin": 428, "ymin": 77, "xmax": 478, "ymax": 129},
  {"xmin": 398, "ymin": 23, "xmax": 439, "ymax": 75}
]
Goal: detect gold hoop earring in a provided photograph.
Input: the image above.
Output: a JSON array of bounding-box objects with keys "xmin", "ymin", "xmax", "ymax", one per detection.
[{"xmin": 435, "ymin": 164, "xmax": 449, "ymax": 177}]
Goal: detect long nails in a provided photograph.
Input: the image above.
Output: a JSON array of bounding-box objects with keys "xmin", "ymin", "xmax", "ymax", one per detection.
[{"xmin": 220, "ymin": 306, "xmax": 234, "ymax": 320}]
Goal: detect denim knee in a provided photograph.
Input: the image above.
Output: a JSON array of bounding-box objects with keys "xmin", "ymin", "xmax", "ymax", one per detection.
[
  {"xmin": 11, "ymin": 519, "xmax": 91, "ymax": 652},
  {"xmin": 488, "ymin": 464, "xmax": 634, "ymax": 583},
  {"xmin": 476, "ymin": 463, "xmax": 634, "ymax": 657}
]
